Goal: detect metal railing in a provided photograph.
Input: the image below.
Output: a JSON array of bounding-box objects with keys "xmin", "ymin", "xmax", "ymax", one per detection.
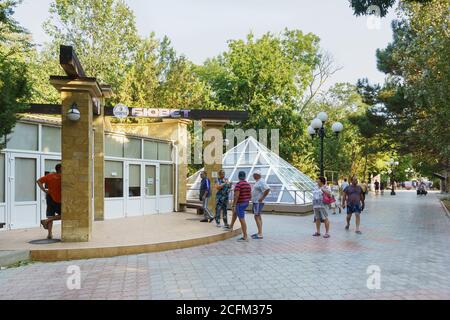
[{"xmin": 187, "ymin": 186, "xmax": 314, "ymax": 205}]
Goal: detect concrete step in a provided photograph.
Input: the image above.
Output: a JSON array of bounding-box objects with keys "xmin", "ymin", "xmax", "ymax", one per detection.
[{"xmin": 0, "ymin": 250, "xmax": 31, "ymax": 268}]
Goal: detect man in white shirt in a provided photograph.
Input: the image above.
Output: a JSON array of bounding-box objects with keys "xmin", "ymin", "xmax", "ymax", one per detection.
[{"xmin": 251, "ymin": 170, "xmax": 270, "ymax": 240}]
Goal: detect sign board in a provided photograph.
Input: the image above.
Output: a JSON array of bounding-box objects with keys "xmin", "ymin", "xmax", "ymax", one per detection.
[
  {"xmin": 113, "ymin": 105, "xmax": 190, "ymax": 120},
  {"xmin": 113, "ymin": 104, "xmax": 129, "ymax": 119}
]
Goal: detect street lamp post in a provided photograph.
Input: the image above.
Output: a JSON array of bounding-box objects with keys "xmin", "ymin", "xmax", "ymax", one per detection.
[
  {"xmin": 387, "ymin": 159, "xmax": 399, "ymax": 196},
  {"xmin": 307, "ymin": 112, "xmax": 344, "ymax": 178}
]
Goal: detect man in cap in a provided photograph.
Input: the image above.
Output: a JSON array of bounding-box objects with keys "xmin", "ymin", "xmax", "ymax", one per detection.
[{"xmin": 251, "ymin": 169, "xmax": 270, "ymax": 239}]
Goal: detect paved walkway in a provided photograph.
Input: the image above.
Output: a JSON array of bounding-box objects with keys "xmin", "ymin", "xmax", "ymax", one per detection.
[{"xmin": 0, "ymin": 191, "xmax": 449, "ymax": 300}]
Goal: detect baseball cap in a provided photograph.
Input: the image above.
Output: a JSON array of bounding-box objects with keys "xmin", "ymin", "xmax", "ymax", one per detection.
[
  {"xmin": 238, "ymin": 171, "xmax": 246, "ymax": 179},
  {"xmin": 253, "ymin": 169, "xmax": 262, "ymax": 176}
]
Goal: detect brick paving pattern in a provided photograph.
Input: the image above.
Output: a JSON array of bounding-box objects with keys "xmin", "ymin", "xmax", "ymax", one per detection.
[{"xmin": 0, "ymin": 191, "xmax": 449, "ymax": 300}]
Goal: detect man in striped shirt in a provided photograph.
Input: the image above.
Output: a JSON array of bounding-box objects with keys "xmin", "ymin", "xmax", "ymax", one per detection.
[{"xmin": 226, "ymin": 171, "xmax": 252, "ymax": 242}]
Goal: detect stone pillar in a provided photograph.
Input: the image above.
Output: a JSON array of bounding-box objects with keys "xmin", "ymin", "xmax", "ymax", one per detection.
[
  {"xmin": 202, "ymin": 120, "xmax": 228, "ymax": 212},
  {"xmin": 92, "ymin": 102, "xmax": 105, "ymax": 221},
  {"xmin": 50, "ymin": 78, "xmax": 106, "ymax": 242}
]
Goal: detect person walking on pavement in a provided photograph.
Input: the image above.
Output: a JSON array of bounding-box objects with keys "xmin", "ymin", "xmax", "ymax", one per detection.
[
  {"xmin": 251, "ymin": 169, "xmax": 270, "ymax": 239},
  {"xmin": 37, "ymin": 164, "xmax": 62, "ymax": 240},
  {"xmin": 312, "ymin": 177, "xmax": 332, "ymax": 239},
  {"xmin": 331, "ymin": 180, "xmax": 341, "ymax": 214},
  {"xmin": 374, "ymin": 180, "xmax": 380, "ymax": 195},
  {"xmin": 214, "ymin": 170, "xmax": 232, "ymax": 228},
  {"xmin": 227, "ymin": 171, "xmax": 252, "ymax": 242},
  {"xmin": 342, "ymin": 177, "xmax": 365, "ymax": 234},
  {"xmin": 199, "ymin": 171, "xmax": 214, "ymax": 223}
]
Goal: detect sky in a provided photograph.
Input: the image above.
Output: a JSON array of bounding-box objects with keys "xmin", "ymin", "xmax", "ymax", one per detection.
[{"xmin": 14, "ymin": 0, "xmax": 397, "ymax": 88}]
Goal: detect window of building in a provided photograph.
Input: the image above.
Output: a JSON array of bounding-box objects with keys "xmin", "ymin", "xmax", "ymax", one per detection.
[
  {"xmin": 42, "ymin": 126, "xmax": 61, "ymax": 153},
  {"xmin": 145, "ymin": 165, "xmax": 156, "ymax": 196},
  {"xmin": 160, "ymin": 164, "xmax": 173, "ymax": 195},
  {"xmin": 105, "ymin": 161, "xmax": 123, "ymax": 198},
  {"xmin": 128, "ymin": 164, "xmax": 141, "ymax": 197},
  {"xmin": 0, "ymin": 154, "xmax": 5, "ymax": 203},
  {"xmin": 144, "ymin": 140, "xmax": 158, "ymax": 160},
  {"xmin": 105, "ymin": 134, "xmax": 124, "ymax": 158},
  {"xmin": 15, "ymin": 158, "xmax": 36, "ymax": 201},
  {"xmin": 7, "ymin": 123, "xmax": 38, "ymax": 151},
  {"xmin": 124, "ymin": 138, "xmax": 141, "ymax": 159},
  {"xmin": 158, "ymin": 143, "xmax": 172, "ymax": 161},
  {"xmin": 44, "ymin": 160, "xmax": 61, "ymax": 175}
]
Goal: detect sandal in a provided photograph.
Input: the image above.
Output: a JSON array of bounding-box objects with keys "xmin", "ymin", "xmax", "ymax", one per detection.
[
  {"xmin": 323, "ymin": 234, "xmax": 331, "ymax": 238},
  {"xmin": 237, "ymin": 237, "xmax": 249, "ymax": 242},
  {"xmin": 313, "ymin": 232, "xmax": 321, "ymax": 237},
  {"xmin": 356, "ymin": 230, "xmax": 362, "ymax": 235},
  {"xmin": 251, "ymin": 234, "xmax": 263, "ymax": 239},
  {"xmin": 41, "ymin": 220, "xmax": 48, "ymax": 230}
]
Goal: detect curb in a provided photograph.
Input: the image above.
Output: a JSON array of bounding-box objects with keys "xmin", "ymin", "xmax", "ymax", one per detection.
[
  {"xmin": 0, "ymin": 250, "xmax": 31, "ymax": 268},
  {"xmin": 439, "ymin": 200, "xmax": 450, "ymax": 218},
  {"xmin": 30, "ymin": 228, "xmax": 242, "ymax": 262}
]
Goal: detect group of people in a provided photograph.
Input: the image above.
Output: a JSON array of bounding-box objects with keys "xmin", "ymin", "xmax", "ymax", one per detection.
[
  {"xmin": 313, "ymin": 177, "xmax": 366, "ymax": 238},
  {"xmin": 198, "ymin": 170, "xmax": 367, "ymax": 241},
  {"xmin": 198, "ymin": 169, "xmax": 270, "ymax": 242}
]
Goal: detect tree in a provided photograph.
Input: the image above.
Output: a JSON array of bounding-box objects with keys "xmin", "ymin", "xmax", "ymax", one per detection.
[
  {"xmin": 0, "ymin": 0, "xmax": 31, "ymax": 149},
  {"xmin": 197, "ymin": 29, "xmax": 321, "ymax": 163},
  {"xmin": 349, "ymin": 0, "xmax": 428, "ymax": 17},
  {"xmin": 34, "ymin": 0, "xmax": 140, "ymax": 102},
  {"xmin": 355, "ymin": 0, "xmax": 450, "ymax": 177}
]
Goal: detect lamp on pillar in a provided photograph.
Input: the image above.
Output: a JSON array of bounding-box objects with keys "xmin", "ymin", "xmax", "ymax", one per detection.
[
  {"xmin": 308, "ymin": 112, "xmax": 344, "ymax": 178},
  {"xmin": 67, "ymin": 102, "xmax": 81, "ymax": 121}
]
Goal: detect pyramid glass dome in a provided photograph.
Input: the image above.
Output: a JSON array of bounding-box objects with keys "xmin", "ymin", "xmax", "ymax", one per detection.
[{"xmin": 187, "ymin": 137, "xmax": 316, "ymax": 205}]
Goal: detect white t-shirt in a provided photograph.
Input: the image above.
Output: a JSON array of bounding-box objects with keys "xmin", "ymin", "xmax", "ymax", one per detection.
[
  {"xmin": 252, "ymin": 178, "xmax": 270, "ymax": 203},
  {"xmin": 313, "ymin": 186, "xmax": 330, "ymax": 209},
  {"xmin": 341, "ymin": 182, "xmax": 349, "ymax": 192}
]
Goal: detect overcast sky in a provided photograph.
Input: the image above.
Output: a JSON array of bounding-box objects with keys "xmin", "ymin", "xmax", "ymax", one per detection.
[{"xmin": 14, "ymin": 0, "xmax": 397, "ymax": 88}]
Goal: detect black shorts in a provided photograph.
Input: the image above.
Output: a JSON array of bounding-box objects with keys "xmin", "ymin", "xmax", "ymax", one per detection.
[{"xmin": 46, "ymin": 194, "xmax": 61, "ymax": 217}]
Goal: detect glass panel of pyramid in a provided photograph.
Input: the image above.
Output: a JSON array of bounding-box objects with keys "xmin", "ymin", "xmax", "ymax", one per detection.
[{"xmin": 187, "ymin": 137, "xmax": 316, "ymax": 204}]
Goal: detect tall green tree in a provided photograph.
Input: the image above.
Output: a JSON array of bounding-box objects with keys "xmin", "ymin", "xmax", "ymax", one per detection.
[
  {"xmin": 33, "ymin": 0, "xmax": 140, "ymax": 102},
  {"xmin": 197, "ymin": 29, "xmax": 321, "ymax": 163},
  {"xmin": 0, "ymin": 0, "xmax": 31, "ymax": 149},
  {"xmin": 355, "ymin": 0, "xmax": 450, "ymax": 177}
]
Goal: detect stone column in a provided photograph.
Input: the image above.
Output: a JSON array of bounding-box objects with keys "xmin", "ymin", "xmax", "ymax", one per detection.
[
  {"xmin": 92, "ymin": 103, "xmax": 105, "ymax": 221},
  {"xmin": 50, "ymin": 78, "xmax": 105, "ymax": 242},
  {"xmin": 202, "ymin": 120, "xmax": 229, "ymax": 212}
]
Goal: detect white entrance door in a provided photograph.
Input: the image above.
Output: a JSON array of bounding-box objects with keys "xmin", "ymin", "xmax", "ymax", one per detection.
[
  {"xmin": 9, "ymin": 153, "xmax": 40, "ymax": 229},
  {"xmin": 143, "ymin": 163, "xmax": 159, "ymax": 215},
  {"xmin": 125, "ymin": 162, "xmax": 143, "ymax": 217},
  {"xmin": 40, "ymin": 157, "xmax": 61, "ymax": 220}
]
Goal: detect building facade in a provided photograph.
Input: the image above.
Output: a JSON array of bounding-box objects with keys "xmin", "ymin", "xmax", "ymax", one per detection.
[{"xmin": 0, "ymin": 116, "xmax": 176, "ymax": 230}]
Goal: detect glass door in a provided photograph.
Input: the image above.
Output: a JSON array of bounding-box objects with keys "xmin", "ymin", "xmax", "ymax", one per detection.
[
  {"xmin": 40, "ymin": 156, "xmax": 61, "ymax": 221},
  {"xmin": 143, "ymin": 163, "xmax": 159, "ymax": 214},
  {"xmin": 125, "ymin": 162, "xmax": 143, "ymax": 217},
  {"xmin": 9, "ymin": 153, "xmax": 40, "ymax": 229}
]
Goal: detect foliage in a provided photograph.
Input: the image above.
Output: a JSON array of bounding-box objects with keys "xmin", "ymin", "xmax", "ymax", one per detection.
[
  {"xmin": 353, "ymin": 0, "xmax": 450, "ymax": 176},
  {"xmin": 0, "ymin": 0, "xmax": 31, "ymax": 149},
  {"xmin": 197, "ymin": 29, "xmax": 321, "ymax": 164}
]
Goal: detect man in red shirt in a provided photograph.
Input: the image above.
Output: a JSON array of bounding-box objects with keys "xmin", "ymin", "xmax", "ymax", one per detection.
[
  {"xmin": 37, "ymin": 164, "xmax": 62, "ymax": 240},
  {"xmin": 227, "ymin": 171, "xmax": 252, "ymax": 242}
]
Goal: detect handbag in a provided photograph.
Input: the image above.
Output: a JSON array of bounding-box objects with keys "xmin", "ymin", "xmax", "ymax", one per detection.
[{"xmin": 322, "ymin": 190, "xmax": 336, "ymax": 204}]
